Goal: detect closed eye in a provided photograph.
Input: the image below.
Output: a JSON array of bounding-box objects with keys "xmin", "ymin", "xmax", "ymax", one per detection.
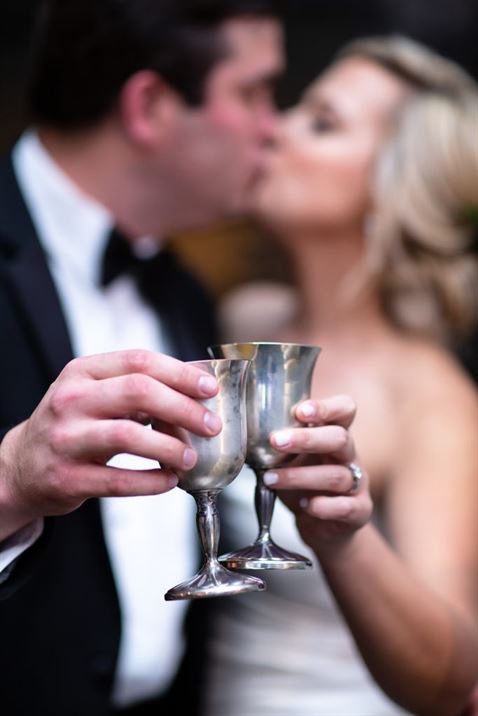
[{"xmin": 311, "ymin": 114, "xmax": 336, "ymax": 132}]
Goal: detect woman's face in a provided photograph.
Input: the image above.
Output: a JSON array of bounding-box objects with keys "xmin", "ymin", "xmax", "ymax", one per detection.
[{"xmin": 253, "ymin": 56, "xmax": 411, "ymax": 235}]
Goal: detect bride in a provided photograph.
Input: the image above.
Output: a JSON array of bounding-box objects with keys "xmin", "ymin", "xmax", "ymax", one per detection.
[{"xmin": 202, "ymin": 36, "xmax": 478, "ymax": 716}]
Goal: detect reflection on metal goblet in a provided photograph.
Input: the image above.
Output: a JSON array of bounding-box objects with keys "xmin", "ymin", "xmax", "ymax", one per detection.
[
  {"xmin": 164, "ymin": 358, "xmax": 265, "ymax": 600},
  {"xmin": 208, "ymin": 343, "xmax": 321, "ymax": 570}
]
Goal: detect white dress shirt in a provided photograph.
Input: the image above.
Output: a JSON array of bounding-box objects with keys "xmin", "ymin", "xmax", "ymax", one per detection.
[{"xmin": 5, "ymin": 131, "xmax": 197, "ymax": 707}]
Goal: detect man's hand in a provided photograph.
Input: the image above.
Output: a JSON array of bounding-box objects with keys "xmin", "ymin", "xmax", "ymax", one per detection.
[
  {"xmin": 263, "ymin": 395, "xmax": 373, "ymax": 553},
  {"xmin": 0, "ymin": 350, "xmax": 221, "ymax": 539}
]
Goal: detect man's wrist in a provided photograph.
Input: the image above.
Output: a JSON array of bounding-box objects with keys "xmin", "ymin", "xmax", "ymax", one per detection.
[{"xmin": 0, "ymin": 422, "xmax": 36, "ymax": 541}]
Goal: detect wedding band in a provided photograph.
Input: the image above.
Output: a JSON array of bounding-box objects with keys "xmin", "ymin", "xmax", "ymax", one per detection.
[{"xmin": 347, "ymin": 462, "xmax": 363, "ymax": 492}]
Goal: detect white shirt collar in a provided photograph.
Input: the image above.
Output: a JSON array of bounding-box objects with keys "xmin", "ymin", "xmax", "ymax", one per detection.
[{"xmin": 12, "ymin": 130, "xmax": 114, "ymax": 287}]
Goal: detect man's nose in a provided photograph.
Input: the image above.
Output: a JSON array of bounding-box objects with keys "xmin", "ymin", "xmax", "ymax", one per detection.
[{"xmin": 257, "ymin": 105, "xmax": 280, "ymax": 145}]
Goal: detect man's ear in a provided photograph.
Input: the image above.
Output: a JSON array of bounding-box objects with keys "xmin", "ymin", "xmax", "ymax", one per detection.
[{"xmin": 118, "ymin": 70, "xmax": 181, "ymax": 146}]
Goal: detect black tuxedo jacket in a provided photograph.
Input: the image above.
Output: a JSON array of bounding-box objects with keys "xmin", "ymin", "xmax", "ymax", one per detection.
[{"xmin": 0, "ymin": 156, "xmax": 217, "ymax": 715}]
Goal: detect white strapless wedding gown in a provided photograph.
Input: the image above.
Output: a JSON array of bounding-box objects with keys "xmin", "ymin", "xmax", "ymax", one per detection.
[{"xmin": 202, "ymin": 467, "xmax": 412, "ymax": 716}]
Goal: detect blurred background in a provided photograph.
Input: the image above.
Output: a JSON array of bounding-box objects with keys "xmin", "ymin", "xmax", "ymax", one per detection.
[{"xmin": 2, "ymin": 0, "xmax": 478, "ymax": 297}]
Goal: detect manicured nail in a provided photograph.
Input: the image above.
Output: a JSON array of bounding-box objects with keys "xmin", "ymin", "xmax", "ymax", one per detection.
[
  {"xmin": 167, "ymin": 475, "xmax": 179, "ymax": 488},
  {"xmin": 198, "ymin": 375, "xmax": 217, "ymax": 395},
  {"xmin": 299, "ymin": 497, "xmax": 309, "ymax": 509},
  {"xmin": 263, "ymin": 472, "xmax": 279, "ymax": 486},
  {"xmin": 183, "ymin": 448, "xmax": 197, "ymax": 469},
  {"xmin": 273, "ymin": 430, "xmax": 292, "ymax": 448},
  {"xmin": 299, "ymin": 402, "xmax": 316, "ymax": 418},
  {"xmin": 204, "ymin": 412, "xmax": 222, "ymax": 433}
]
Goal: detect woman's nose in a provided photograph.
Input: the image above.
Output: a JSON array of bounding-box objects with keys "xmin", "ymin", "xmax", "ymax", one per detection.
[{"xmin": 257, "ymin": 104, "xmax": 280, "ymax": 147}]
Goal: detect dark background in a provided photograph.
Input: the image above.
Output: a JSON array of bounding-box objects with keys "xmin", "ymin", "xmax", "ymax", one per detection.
[
  {"xmin": 2, "ymin": 0, "xmax": 478, "ymax": 150},
  {"xmin": 2, "ymin": 0, "xmax": 478, "ymax": 292}
]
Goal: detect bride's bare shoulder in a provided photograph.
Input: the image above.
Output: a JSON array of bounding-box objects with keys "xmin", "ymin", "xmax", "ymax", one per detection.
[
  {"xmin": 391, "ymin": 334, "xmax": 478, "ymax": 412},
  {"xmin": 218, "ymin": 281, "xmax": 299, "ymax": 342}
]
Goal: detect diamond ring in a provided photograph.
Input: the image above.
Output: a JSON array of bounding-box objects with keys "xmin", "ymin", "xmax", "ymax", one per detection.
[{"xmin": 346, "ymin": 462, "xmax": 363, "ymax": 492}]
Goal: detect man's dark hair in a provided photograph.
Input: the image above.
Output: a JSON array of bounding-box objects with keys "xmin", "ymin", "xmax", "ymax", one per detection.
[{"xmin": 29, "ymin": 0, "xmax": 281, "ymax": 129}]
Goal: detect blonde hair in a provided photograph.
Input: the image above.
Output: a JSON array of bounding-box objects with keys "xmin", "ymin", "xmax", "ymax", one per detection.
[{"xmin": 342, "ymin": 36, "xmax": 478, "ymax": 339}]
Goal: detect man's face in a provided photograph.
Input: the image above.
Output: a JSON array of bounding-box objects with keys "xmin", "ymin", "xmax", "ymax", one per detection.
[{"xmin": 160, "ymin": 17, "xmax": 284, "ymax": 227}]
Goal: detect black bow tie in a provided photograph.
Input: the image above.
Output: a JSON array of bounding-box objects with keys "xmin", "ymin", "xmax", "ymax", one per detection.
[
  {"xmin": 100, "ymin": 228, "xmax": 163, "ymax": 287},
  {"xmin": 100, "ymin": 227, "xmax": 180, "ymax": 319}
]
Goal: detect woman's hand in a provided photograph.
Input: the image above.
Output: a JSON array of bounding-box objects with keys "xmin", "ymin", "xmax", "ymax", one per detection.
[{"xmin": 264, "ymin": 395, "xmax": 373, "ymax": 553}]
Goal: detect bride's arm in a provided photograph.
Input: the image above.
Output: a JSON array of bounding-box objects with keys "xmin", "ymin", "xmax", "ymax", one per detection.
[{"xmin": 272, "ymin": 362, "xmax": 478, "ymax": 715}]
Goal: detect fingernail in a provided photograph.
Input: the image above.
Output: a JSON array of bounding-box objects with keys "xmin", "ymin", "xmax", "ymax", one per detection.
[
  {"xmin": 183, "ymin": 448, "xmax": 197, "ymax": 469},
  {"xmin": 263, "ymin": 472, "xmax": 279, "ymax": 486},
  {"xmin": 198, "ymin": 375, "xmax": 217, "ymax": 395},
  {"xmin": 299, "ymin": 402, "xmax": 316, "ymax": 418},
  {"xmin": 167, "ymin": 475, "xmax": 179, "ymax": 488},
  {"xmin": 299, "ymin": 497, "xmax": 309, "ymax": 509},
  {"xmin": 204, "ymin": 412, "xmax": 222, "ymax": 434},
  {"xmin": 273, "ymin": 430, "xmax": 292, "ymax": 448}
]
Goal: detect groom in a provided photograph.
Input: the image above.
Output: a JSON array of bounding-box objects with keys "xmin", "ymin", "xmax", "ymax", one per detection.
[{"xmin": 0, "ymin": 2, "xmax": 360, "ymax": 714}]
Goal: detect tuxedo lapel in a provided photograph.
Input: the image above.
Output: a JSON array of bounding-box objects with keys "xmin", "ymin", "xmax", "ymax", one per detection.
[
  {"xmin": 4, "ymin": 241, "xmax": 74, "ymax": 379},
  {"xmin": 0, "ymin": 156, "xmax": 74, "ymax": 381}
]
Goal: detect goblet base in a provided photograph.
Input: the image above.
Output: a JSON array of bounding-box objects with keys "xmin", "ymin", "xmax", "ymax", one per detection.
[
  {"xmin": 164, "ymin": 562, "xmax": 265, "ymax": 601},
  {"xmin": 220, "ymin": 541, "xmax": 313, "ymax": 570}
]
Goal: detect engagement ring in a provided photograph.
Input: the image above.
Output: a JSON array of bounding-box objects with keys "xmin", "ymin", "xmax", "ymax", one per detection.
[{"xmin": 347, "ymin": 462, "xmax": 363, "ymax": 492}]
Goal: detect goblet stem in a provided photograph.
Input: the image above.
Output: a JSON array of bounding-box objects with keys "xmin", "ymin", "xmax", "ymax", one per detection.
[
  {"xmin": 219, "ymin": 468, "xmax": 313, "ymax": 570},
  {"xmin": 254, "ymin": 469, "xmax": 275, "ymax": 544},
  {"xmin": 164, "ymin": 487, "xmax": 265, "ymax": 600},
  {"xmin": 194, "ymin": 489, "xmax": 221, "ymax": 569}
]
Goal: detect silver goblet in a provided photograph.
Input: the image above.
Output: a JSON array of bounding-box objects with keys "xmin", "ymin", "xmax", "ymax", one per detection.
[
  {"xmin": 208, "ymin": 343, "xmax": 321, "ymax": 570},
  {"xmin": 164, "ymin": 358, "xmax": 265, "ymax": 600}
]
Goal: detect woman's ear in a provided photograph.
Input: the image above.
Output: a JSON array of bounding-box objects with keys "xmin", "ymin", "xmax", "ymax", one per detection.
[{"xmin": 118, "ymin": 70, "xmax": 181, "ymax": 147}]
